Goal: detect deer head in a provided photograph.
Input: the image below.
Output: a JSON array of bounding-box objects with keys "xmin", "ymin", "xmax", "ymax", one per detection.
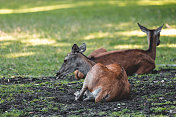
[
  {"xmin": 138, "ymin": 23, "xmax": 163, "ymax": 46},
  {"xmin": 56, "ymin": 43, "xmax": 91, "ymax": 79}
]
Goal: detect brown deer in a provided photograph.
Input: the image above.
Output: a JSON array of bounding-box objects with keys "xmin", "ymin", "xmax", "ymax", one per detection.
[
  {"xmin": 74, "ymin": 48, "xmax": 107, "ymax": 79},
  {"xmin": 56, "ymin": 43, "xmax": 130, "ymax": 102},
  {"xmin": 74, "ymin": 23, "xmax": 163, "ymax": 79}
]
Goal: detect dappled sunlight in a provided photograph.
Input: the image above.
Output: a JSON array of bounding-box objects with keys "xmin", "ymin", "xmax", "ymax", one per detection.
[
  {"xmin": 0, "ymin": 31, "xmax": 15, "ymax": 41},
  {"xmin": 161, "ymin": 29, "xmax": 176, "ymax": 37},
  {"xmin": 0, "ymin": 1, "xmax": 113, "ymax": 14},
  {"xmin": 5, "ymin": 52, "xmax": 35, "ymax": 58},
  {"xmin": 119, "ymin": 30, "xmax": 145, "ymax": 37},
  {"xmin": 159, "ymin": 44, "xmax": 176, "ymax": 48},
  {"xmin": 136, "ymin": 0, "xmax": 176, "ymax": 6},
  {"xmin": 0, "ymin": 32, "xmax": 56, "ymax": 46},
  {"xmin": 84, "ymin": 32, "xmax": 110, "ymax": 40},
  {"xmin": 0, "ymin": 4, "xmax": 75, "ymax": 14},
  {"xmin": 0, "ymin": 1, "xmax": 125, "ymax": 15},
  {"xmin": 0, "ymin": 42, "xmax": 12, "ymax": 49},
  {"xmin": 121, "ymin": 28, "xmax": 176, "ymax": 37},
  {"xmin": 51, "ymin": 42, "xmax": 71, "ymax": 47},
  {"xmin": 0, "ymin": 30, "xmax": 72, "ymax": 48},
  {"xmin": 0, "ymin": 30, "xmax": 33, "ymax": 42},
  {"xmin": 56, "ymin": 48, "xmax": 62, "ymax": 53},
  {"xmin": 113, "ymin": 43, "xmax": 176, "ymax": 50},
  {"xmin": 21, "ymin": 38, "xmax": 56, "ymax": 46},
  {"xmin": 1, "ymin": 0, "xmax": 175, "ymax": 14},
  {"xmin": 108, "ymin": 0, "xmax": 176, "ymax": 6},
  {"xmin": 83, "ymin": 31, "xmax": 144, "ymax": 40},
  {"xmin": 0, "ymin": 0, "xmax": 175, "ymax": 79},
  {"xmin": 84, "ymin": 27, "xmax": 176, "ymax": 40},
  {"xmin": 83, "ymin": 31, "xmax": 143, "ymax": 40},
  {"xmin": 0, "ymin": 35, "xmax": 15, "ymax": 41},
  {"xmin": 104, "ymin": 22, "xmax": 133, "ymax": 30},
  {"xmin": 113, "ymin": 44, "xmax": 143, "ymax": 49}
]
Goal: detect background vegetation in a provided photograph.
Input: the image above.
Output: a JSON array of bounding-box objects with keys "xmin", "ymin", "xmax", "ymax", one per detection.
[
  {"xmin": 0, "ymin": 0, "xmax": 176, "ymax": 116},
  {"xmin": 0, "ymin": 0, "xmax": 176, "ymax": 77}
]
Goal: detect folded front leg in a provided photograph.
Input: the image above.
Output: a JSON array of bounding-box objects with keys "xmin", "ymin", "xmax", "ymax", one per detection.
[
  {"xmin": 75, "ymin": 87, "xmax": 87, "ymax": 101},
  {"xmin": 83, "ymin": 90, "xmax": 95, "ymax": 101}
]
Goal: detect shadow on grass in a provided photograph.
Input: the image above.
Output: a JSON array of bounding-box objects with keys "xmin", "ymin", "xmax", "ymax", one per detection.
[
  {"xmin": 0, "ymin": 0, "xmax": 176, "ymax": 14},
  {"xmin": 0, "ymin": 0, "xmax": 176, "ymax": 77}
]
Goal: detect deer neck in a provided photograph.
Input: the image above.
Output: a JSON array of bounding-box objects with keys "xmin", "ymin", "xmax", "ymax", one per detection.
[
  {"xmin": 78, "ymin": 55, "xmax": 96, "ymax": 75},
  {"xmin": 146, "ymin": 31, "xmax": 157, "ymax": 60}
]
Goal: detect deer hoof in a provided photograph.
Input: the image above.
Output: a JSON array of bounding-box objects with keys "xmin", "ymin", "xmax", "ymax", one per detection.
[
  {"xmin": 75, "ymin": 95, "xmax": 81, "ymax": 101},
  {"xmin": 74, "ymin": 91, "xmax": 80, "ymax": 96}
]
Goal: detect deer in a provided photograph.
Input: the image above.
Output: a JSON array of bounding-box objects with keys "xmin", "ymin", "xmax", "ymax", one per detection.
[
  {"xmin": 56, "ymin": 43, "xmax": 130, "ymax": 102},
  {"xmin": 74, "ymin": 48, "xmax": 107, "ymax": 79},
  {"xmin": 74, "ymin": 23, "xmax": 163, "ymax": 79}
]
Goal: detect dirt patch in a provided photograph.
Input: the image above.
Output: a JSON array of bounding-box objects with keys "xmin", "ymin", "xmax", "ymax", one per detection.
[{"xmin": 0, "ymin": 69, "xmax": 176, "ymax": 116}]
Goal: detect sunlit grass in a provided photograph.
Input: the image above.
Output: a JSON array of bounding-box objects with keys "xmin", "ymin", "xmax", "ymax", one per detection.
[
  {"xmin": 136, "ymin": 0, "xmax": 176, "ymax": 6},
  {"xmin": 0, "ymin": 0, "xmax": 176, "ymax": 14},
  {"xmin": 0, "ymin": 4, "xmax": 75, "ymax": 14},
  {"xmin": 119, "ymin": 28, "xmax": 176, "ymax": 37},
  {"xmin": 83, "ymin": 28, "xmax": 176, "ymax": 40},
  {"xmin": 159, "ymin": 44, "xmax": 176, "ymax": 48},
  {"xmin": 5, "ymin": 52, "xmax": 35, "ymax": 58},
  {"xmin": 113, "ymin": 44, "xmax": 143, "ymax": 49},
  {"xmin": 21, "ymin": 38, "xmax": 56, "ymax": 46},
  {"xmin": 0, "ymin": 0, "xmax": 176, "ymax": 77}
]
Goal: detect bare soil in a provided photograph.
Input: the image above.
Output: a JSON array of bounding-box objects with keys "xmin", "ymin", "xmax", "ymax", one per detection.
[{"xmin": 0, "ymin": 69, "xmax": 176, "ymax": 116}]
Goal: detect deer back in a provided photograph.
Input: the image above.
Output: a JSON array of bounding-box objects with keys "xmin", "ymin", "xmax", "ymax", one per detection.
[{"xmin": 85, "ymin": 63, "xmax": 130, "ymax": 101}]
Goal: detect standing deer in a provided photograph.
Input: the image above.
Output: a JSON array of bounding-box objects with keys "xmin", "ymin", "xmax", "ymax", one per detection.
[
  {"xmin": 56, "ymin": 43, "xmax": 130, "ymax": 102},
  {"xmin": 74, "ymin": 23, "xmax": 163, "ymax": 79}
]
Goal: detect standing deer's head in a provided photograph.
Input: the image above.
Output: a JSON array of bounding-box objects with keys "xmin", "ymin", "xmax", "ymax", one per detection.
[
  {"xmin": 138, "ymin": 23, "xmax": 163, "ymax": 46},
  {"xmin": 56, "ymin": 43, "xmax": 87, "ymax": 78}
]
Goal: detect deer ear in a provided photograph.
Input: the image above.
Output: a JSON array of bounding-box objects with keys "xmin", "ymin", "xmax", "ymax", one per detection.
[
  {"xmin": 72, "ymin": 44, "xmax": 79, "ymax": 53},
  {"xmin": 79, "ymin": 43, "xmax": 86, "ymax": 53},
  {"xmin": 137, "ymin": 23, "xmax": 149, "ymax": 33},
  {"xmin": 155, "ymin": 24, "xmax": 164, "ymax": 34}
]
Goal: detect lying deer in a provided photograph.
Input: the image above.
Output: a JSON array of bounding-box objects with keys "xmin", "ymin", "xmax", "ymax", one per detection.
[
  {"xmin": 75, "ymin": 23, "xmax": 163, "ymax": 79},
  {"xmin": 56, "ymin": 43, "xmax": 130, "ymax": 102},
  {"xmin": 74, "ymin": 48, "xmax": 107, "ymax": 79}
]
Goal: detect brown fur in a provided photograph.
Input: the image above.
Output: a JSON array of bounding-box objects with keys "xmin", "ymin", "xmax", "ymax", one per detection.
[
  {"xmin": 93, "ymin": 49, "xmax": 155, "ymax": 75},
  {"xmin": 75, "ymin": 49, "xmax": 155, "ymax": 79},
  {"xmin": 57, "ymin": 43, "xmax": 130, "ymax": 102},
  {"xmin": 74, "ymin": 24, "xmax": 163, "ymax": 79},
  {"xmin": 77, "ymin": 63, "xmax": 130, "ymax": 102},
  {"xmin": 74, "ymin": 48, "xmax": 107, "ymax": 79},
  {"xmin": 88, "ymin": 48, "xmax": 107, "ymax": 58}
]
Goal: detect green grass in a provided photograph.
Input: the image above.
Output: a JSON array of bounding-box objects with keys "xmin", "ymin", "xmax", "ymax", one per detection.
[
  {"xmin": 0, "ymin": 0, "xmax": 176, "ymax": 77},
  {"xmin": 0, "ymin": 1, "xmax": 176, "ymax": 115}
]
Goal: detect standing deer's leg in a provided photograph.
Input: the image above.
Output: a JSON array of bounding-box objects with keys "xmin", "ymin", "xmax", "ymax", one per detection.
[{"xmin": 136, "ymin": 61, "xmax": 155, "ymax": 75}]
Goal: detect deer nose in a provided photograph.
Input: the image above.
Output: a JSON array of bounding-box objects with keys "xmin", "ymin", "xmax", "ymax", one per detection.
[
  {"xmin": 56, "ymin": 71, "xmax": 61, "ymax": 76},
  {"xmin": 157, "ymin": 40, "xmax": 160, "ymax": 46}
]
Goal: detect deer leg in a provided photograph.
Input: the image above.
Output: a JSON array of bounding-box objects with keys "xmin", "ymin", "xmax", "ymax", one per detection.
[
  {"xmin": 95, "ymin": 89, "xmax": 109, "ymax": 103},
  {"xmin": 95, "ymin": 91, "xmax": 107, "ymax": 103},
  {"xmin": 75, "ymin": 85, "xmax": 87, "ymax": 101},
  {"xmin": 136, "ymin": 61, "xmax": 155, "ymax": 75},
  {"xmin": 83, "ymin": 90, "xmax": 95, "ymax": 101}
]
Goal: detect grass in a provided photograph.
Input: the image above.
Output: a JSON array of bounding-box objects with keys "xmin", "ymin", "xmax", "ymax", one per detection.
[
  {"xmin": 0, "ymin": 0, "xmax": 176, "ymax": 77},
  {"xmin": 0, "ymin": 0, "xmax": 176, "ymax": 116},
  {"xmin": 0, "ymin": 70, "xmax": 175, "ymax": 116}
]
